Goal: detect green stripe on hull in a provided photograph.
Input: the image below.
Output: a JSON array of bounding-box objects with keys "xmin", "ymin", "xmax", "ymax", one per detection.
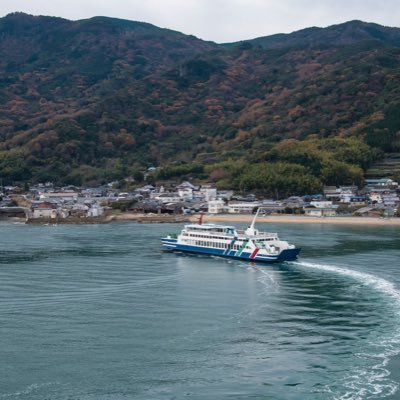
[{"xmin": 235, "ymin": 238, "xmax": 249, "ymax": 257}]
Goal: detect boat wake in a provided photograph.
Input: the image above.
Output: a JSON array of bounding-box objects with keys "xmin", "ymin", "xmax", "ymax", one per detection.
[
  {"xmin": 0, "ymin": 382, "xmax": 60, "ymax": 399},
  {"xmin": 248, "ymin": 263, "xmax": 281, "ymax": 295},
  {"xmin": 291, "ymin": 260, "xmax": 400, "ymax": 400},
  {"xmin": 0, "ymin": 273, "xmax": 183, "ymax": 313}
]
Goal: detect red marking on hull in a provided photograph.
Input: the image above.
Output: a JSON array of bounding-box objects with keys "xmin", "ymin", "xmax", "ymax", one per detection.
[{"xmin": 250, "ymin": 248, "xmax": 260, "ymax": 259}]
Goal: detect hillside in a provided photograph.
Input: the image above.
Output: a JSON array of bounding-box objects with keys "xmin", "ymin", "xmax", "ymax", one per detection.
[
  {"xmin": 0, "ymin": 13, "xmax": 400, "ymax": 194},
  {"xmin": 227, "ymin": 20, "xmax": 400, "ymax": 48}
]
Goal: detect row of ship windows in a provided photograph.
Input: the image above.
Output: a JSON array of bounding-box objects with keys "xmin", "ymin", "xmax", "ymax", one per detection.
[
  {"xmin": 185, "ymin": 240, "xmax": 250, "ymax": 250},
  {"xmin": 184, "ymin": 233, "xmax": 275, "ymax": 243},
  {"xmin": 184, "ymin": 233, "xmax": 229, "ymax": 240}
]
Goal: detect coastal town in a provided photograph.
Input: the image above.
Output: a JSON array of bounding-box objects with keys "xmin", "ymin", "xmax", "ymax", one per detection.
[
  {"xmin": 3, "ymin": 5, "xmax": 400, "ymax": 400},
  {"xmin": 0, "ymin": 176, "xmax": 399, "ymax": 223}
]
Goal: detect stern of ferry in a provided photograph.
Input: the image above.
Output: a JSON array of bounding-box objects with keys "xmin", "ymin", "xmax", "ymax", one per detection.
[{"xmin": 276, "ymin": 247, "xmax": 301, "ymax": 261}]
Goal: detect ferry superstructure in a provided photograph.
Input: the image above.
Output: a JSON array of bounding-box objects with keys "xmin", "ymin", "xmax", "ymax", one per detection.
[{"xmin": 161, "ymin": 209, "xmax": 300, "ymax": 263}]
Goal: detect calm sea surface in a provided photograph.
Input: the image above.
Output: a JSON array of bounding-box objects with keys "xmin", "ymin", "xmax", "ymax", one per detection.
[{"xmin": 1, "ymin": 221, "xmax": 400, "ymax": 400}]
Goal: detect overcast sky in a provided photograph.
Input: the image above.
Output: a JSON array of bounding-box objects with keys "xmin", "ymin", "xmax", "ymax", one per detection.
[{"xmin": 1, "ymin": 0, "xmax": 399, "ymax": 43}]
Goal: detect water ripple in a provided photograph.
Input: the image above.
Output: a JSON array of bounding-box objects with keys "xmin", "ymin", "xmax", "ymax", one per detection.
[{"xmin": 291, "ymin": 260, "xmax": 400, "ymax": 400}]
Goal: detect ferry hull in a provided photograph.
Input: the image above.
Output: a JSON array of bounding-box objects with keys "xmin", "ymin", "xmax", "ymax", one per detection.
[{"xmin": 161, "ymin": 239, "xmax": 300, "ymax": 263}]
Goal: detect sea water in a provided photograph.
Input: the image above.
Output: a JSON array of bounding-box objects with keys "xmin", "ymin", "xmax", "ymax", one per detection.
[{"xmin": 0, "ymin": 221, "xmax": 399, "ymax": 399}]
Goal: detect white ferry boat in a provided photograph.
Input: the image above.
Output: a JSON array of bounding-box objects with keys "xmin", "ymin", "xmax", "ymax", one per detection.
[{"xmin": 161, "ymin": 209, "xmax": 300, "ymax": 263}]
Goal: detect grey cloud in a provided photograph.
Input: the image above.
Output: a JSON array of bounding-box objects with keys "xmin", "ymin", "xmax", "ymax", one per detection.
[{"xmin": 0, "ymin": 0, "xmax": 399, "ymax": 42}]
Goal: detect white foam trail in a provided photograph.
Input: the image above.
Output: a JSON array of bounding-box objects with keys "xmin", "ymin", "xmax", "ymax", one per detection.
[
  {"xmin": 292, "ymin": 261, "xmax": 400, "ymax": 303},
  {"xmin": 291, "ymin": 260, "xmax": 400, "ymax": 400},
  {"xmin": 252, "ymin": 265, "xmax": 280, "ymax": 294},
  {"xmin": 0, "ymin": 382, "xmax": 60, "ymax": 398}
]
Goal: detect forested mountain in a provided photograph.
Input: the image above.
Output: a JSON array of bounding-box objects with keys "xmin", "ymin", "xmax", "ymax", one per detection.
[
  {"xmin": 228, "ymin": 20, "xmax": 400, "ymax": 49},
  {"xmin": 1, "ymin": 13, "xmax": 400, "ymax": 195}
]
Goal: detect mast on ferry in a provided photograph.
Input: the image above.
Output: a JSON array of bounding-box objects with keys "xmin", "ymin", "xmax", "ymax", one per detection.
[{"xmin": 245, "ymin": 207, "xmax": 261, "ymax": 236}]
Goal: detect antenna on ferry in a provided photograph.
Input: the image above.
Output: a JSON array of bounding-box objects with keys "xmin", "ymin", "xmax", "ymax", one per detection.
[
  {"xmin": 245, "ymin": 207, "xmax": 260, "ymax": 235},
  {"xmin": 197, "ymin": 213, "xmax": 204, "ymax": 225}
]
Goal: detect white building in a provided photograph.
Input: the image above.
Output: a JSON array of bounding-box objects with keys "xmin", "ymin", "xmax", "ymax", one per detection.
[
  {"xmin": 227, "ymin": 202, "xmax": 261, "ymax": 214},
  {"xmin": 304, "ymin": 200, "xmax": 337, "ymax": 217},
  {"xmin": 200, "ymin": 185, "xmax": 217, "ymax": 202},
  {"xmin": 310, "ymin": 200, "xmax": 334, "ymax": 209},
  {"xmin": 39, "ymin": 192, "xmax": 78, "ymax": 201},
  {"xmin": 323, "ymin": 186, "xmax": 340, "ymax": 199},
  {"xmin": 208, "ymin": 199, "xmax": 225, "ymax": 214},
  {"xmin": 177, "ymin": 182, "xmax": 196, "ymax": 201},
  {"xmin": 87, "ymin": 203, "xmax": 105, "ymax": 217},
  {"xmin": 324, "ymin": 186, "xmax": 358, "ymax": 202},
  {"xmin": 381, "ymin": 192, "xmax": 400, "ymax": 206},
  {"xmin": 31, "ymin": 201, "xmax": 68, "ymax": 219},
  {"xmin": 32, "ymin": 207, "xmax": 57, "ymax": 219},
  {"xmin": 304, "ymin": 207, "xmax": 337, "ymax": 217},
  {"xmin": 152, "ymin": 192, "xmax": 182, "ymax": 203},
  {"xmin": 369, "ymin": 192, "xmax": 383, "ymax": 204},
  {"xmin": 177, "ymin": 187, "xmax": 194, "ymax": 201}
]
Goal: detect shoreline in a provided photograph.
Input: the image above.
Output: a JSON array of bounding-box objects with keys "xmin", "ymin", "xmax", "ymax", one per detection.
[
  {"xmin": 188, "ymin": 214, "xmax": 400, "ymax": 226},
  {"xmin": 2, "ymin": 213, "xmax": 191, "ymax": 225},
  {"xmin": 2, "ymin": 213, "xmax": 400, "ymax": 226}
]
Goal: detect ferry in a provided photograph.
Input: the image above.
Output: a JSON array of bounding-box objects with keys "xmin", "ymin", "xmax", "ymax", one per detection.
[{"xmin": 161, "ymin": 209, "xmax": 300, "ymax": 263}]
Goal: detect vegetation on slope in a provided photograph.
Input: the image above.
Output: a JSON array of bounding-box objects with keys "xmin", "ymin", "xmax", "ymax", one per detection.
[{"xmin": 0, "ymin": 13, "xmax": 400, "ymax": 195}]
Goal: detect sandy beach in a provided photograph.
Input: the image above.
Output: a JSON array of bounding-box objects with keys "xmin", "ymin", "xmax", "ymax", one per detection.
[
  {"xmin": 47, "ymin": 211, "xmax": 398, "ymax": 226},
  {"xmin": 4, "ymin": 209, "xmax": 398, "ymax": 226},
  {"xmin": 188, "ymin": 214, "xmax": 400, "ymax": 226}
]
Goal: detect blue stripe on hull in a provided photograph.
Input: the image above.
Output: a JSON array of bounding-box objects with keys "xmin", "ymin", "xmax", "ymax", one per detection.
[{"xmin": 161, "ymin": 242, "xmax": 300, "ymax": 263}]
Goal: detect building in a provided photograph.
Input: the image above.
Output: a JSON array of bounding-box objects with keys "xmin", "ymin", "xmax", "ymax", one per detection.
[
  {"xmin": 304, "ymin": 200, "xmax": 337, "ymax": 217},
  {"xmin": 310, "ymin": 200, "xmax": 334, "ymax": 209},
  {"xmin": 304, "ymin": 206, "xmax": 337, "ymax": 217},
  {"xmin": 260, "ymin": 199, "xmax": 285, "ymax": 213},
  {"xmin": 227, "ymin": 202, "xmax": 260, "ymax": 214},
  {"xmin": 349, "ymin": 196, "xmax": 368, "ymax": 206},
  {"xmin": 207, "ymin": 199, "xmax": 226, "ymax": 214},
  {"xmin": 31, "ymin": 201, "xmax": 58, "ymax": 219},
  {"xmin": 324, "ymin": 186, "xmax": 358, "ymax": 203},
  {"xmin": 323, "ymin": 186, "xmax": 341, "ymax": 201},
  {"xmin": 86, "ymin": 203, "xmax": 105, "ymax": 217},
  {"xmin": 151, "ymin": 192, "xmax": 182, "ymax": 203},
  {"xmin": 381, "ymin": 192, "xmax": 400, "ymax": 207},
  {"xmin": 176, "ymin": 182, "xmax": 196, "ymax": 201},
  {"xmin": 365, "ymin": 179, "xmax": 399, "ymax": 192},
  {"xmin": 284, "ymin": 196, "xmax": 305, "ymax": 208},
  {"xmin": 200, "ymin": 184, "xmax": 217, "ymax": 202},
  {"xmin": 39, "ymin": 191, "xmax": 78, "ymax": 202},
  {"xmin": 368, "ymin": 192, "xmax": 383, "ymax": 204}
]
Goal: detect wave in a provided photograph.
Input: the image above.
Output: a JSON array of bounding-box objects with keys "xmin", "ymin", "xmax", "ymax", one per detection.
[
  {"xmin": 0, "ymin": 273, "xmax": 182, "ymax": 312},
  {"xmin": 0, "ymin": 382, "xmax": 60, "ymax": 399},
  {"xmin": 291, "ymin": 260, "xmax": 400, "ymax": 400}
]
